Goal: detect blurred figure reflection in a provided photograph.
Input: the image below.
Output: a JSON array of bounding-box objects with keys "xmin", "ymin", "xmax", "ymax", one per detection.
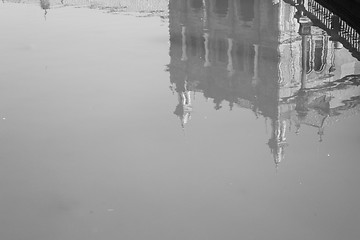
[{"xmin": 40, "ymin": 0, "xmax": 50, "ymax": 19}]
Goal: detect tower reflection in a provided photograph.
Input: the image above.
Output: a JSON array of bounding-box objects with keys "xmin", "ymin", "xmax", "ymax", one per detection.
[{"xmin": 168, "ymin": 0, "xmax": 360, "ymax": 166}]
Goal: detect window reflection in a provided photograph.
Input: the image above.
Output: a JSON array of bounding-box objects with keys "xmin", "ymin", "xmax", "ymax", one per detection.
[
  {"xmin": 214, "ymin": 0, "xmax": 229, "ymax": 16},
  {"xmin": 237, "ymin": 0, "xmax": 254, "ymax": 22},
  {"xmin": 313, "ymin": 38, "xmax": 327, "ymax": 72},
  {"xmin": 190, "ymin": 0, "xmax": 203, "ymax": 11}
]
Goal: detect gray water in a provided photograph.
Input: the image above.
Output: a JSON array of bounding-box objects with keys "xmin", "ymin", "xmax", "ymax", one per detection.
[{"xmin": 1, "ymin": 1, "xmax": 360, "ymax": 240}]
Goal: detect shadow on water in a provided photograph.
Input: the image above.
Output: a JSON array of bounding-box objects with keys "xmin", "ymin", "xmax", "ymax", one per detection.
[{"xmin": 168, "ymin": 0, "xmax": 360, "ymax": 166}]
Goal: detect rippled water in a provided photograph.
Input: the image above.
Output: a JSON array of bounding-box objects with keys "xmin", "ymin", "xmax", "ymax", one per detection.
[{"xmin": 1, "ymin": 1, "xmax": 360, "ymax": 240}]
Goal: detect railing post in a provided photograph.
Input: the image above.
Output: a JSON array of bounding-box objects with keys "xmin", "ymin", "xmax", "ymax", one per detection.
[{"xmin": 331, "ymin": 15, "xmax": 340, "ymax": 40}]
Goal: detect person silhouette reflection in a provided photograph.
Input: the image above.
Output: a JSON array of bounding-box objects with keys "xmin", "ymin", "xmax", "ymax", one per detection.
[{"xmin": 40, "ymin": 0, "xmax": 50, "ymax": 19}]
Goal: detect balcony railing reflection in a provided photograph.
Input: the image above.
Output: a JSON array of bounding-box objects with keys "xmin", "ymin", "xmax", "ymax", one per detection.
[{"xmin": 286, "ymin": 0, "xmax": 360, "ymax": 59}]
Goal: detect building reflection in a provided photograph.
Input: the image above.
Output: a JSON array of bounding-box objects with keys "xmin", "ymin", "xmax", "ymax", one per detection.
[{"xmin": 168, "ymin": 0, "xmax": 360, "ymax": 166}]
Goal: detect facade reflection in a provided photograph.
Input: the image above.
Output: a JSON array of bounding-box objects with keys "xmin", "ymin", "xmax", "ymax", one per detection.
[{"xmin": 168, "ymin": 0, "xmax": 360, "ymax": 166}]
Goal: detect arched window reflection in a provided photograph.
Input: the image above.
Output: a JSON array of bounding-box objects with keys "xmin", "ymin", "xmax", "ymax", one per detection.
[
  {"xmin": 236, "ymin": 0, "xmax": 254, "ymax": 21},
  {"xmin": 235, "ymin": 42, "xmax": 245, "ymax": 71},
  {"xmin": 214, "ymin": 0, "xmax": 229, "ymax": 16},
  {"xmin": 313, "ymin": 39, "xmax": 326, "ymax": 72},
  {"xmin": 190, "ymin": 0, "xmax": 203, "ymax": 11},
  {"xmin": 190, "ymin": 35, "xmax": 198, "ymax": 56},
  {"xmin": 217, "ymin": 38, "xmax": 227, "ymax": 63},
  {"xmin": 248, "ymin": 45, "xmax": 255, "ymax": 74},
  {"xmin": 305, "ymin": 38, "xmax": 327, "ymax": 73}
]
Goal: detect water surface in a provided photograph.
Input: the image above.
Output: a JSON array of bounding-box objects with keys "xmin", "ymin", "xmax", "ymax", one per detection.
[{"xmin": 0, "ymin": 1, "xmax": 360, "ymax": 240}]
